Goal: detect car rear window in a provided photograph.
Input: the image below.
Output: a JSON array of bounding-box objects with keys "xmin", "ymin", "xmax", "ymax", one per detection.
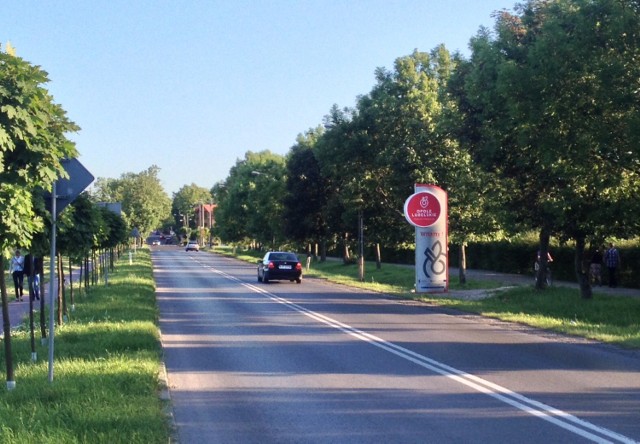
[{"xmin": 270, "ymin": 253, "xmax": 297, "ymax": 261}]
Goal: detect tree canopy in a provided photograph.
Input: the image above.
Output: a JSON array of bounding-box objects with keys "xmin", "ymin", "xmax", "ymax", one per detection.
[
  {"xmin": 213, "ymin": 150, "xmax": 286, "ymax": 248},
  {"xmin": 455, "ymin": 0, "xmax": 640, "ymax": 294},
  {"xmin": 203, "ymin": 0, "xmax": 640, "ymax": 297},
  {"xmin": 0, "ymin": 47, "xmax": 79, "ymax": 253},
  {"xmin": 92, "ymin": 165, "xmax": 171, "ymax": 238},
  {"xmin": 0, "ymin": 44, "xmax": 79, "ymax": 389},
  {"xmin": 172, "ymin": 183, "xmax": 213, "ymax": 229}
]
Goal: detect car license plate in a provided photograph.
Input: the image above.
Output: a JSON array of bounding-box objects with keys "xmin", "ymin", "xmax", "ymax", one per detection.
[{"xmin": 279, "ymin": 265, "xmax": 292, "ymax": 270}]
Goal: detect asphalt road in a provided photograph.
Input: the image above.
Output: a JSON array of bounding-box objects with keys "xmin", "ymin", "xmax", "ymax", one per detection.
[{"xmin": 155, "ymin": 248, "xmax": 640, "ymax": 444}]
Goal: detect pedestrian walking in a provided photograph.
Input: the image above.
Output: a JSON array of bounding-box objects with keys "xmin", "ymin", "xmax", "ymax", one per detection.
[
  {"xmin": 589, "ymin": 246, "xmax": 603, "ymax": 286},
  {"xmin": 9, "ymin": 248, "xmax": 25, "ymax": 301},
  {"xmin": 604, "ymin": 243, "xmax": 621, "ymax": 288},
  {"xmin": 535, "ymin": 249, "xmax": 554, "ymax": 286},
  {"xmin": 23, "ymin": 253, "xmax": 42, "ymax": 301}
]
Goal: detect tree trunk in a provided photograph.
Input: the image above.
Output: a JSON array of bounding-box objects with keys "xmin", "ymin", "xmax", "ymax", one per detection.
[
  {"xmin": 39, "ymin": 264, "xmax": 46, "ymax": 339},
  {"xmin": 343, "ymin": 233, "xmax": 350, "ymax": 264},
  {"xmin": 375, "ymin": 243, "xmax": 381, "ymax": 270},
  {"xmin": 84, "ymin": 253, "xmax": 91, "ymax": 291},
  {"xmin": 0, "ymin": 255, "xmax": 16, "ymax": 388},
  {"xmin": 575, "ymin": 236, "xmax": 592, "ymax": 299},
  {"xmin": 93, "ymin": 249, "xmax": 97, "ymax": 285},
  {"xmin": 101, "ymin": 248, "xmax": 106, "ymax": 281},
  {"xmin": 28, "ymin": 255, "xmax": 36, "ymax": 359},
  {"xmin": 97, "ymin": 249, "xmax": 102, "ymax": 282},
  {"xmin": 57, "ymin": 252, "xmax": 64, "ymax": 325},
  {"xmin": 535, "ymin": 228, "xmax": 551, "ymax": 290},
  {"xmin": 78, "ymin": 259, "xmax": 83, "ymax": 291},
  {"xmin": 69, "ymin": 258, "xmax": 74, "ymax": 308},
  {"xmin": 320, "ymin": 239, "xmax": 327, "ymax": 263},
  {"xmin": 459, "ymin": 243, "xmax": 467, "ymax": 285},
  {"xmin": 84, "ymin": 256, "xmax": 89, "ymax": 289},
  {"xmin": 92, "ymin": 250, "xmax": 97, "ymax": 285}
]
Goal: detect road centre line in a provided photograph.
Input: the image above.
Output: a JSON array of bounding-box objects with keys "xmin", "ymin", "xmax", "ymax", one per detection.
[{"xmin": 206, "ymin": 264, "xmax": 636, "ymax": 444}]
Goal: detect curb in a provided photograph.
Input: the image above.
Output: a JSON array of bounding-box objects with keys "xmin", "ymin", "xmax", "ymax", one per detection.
[{"xmin": 158, "ymin": 362, "xmax": 179, "ymax": 443}]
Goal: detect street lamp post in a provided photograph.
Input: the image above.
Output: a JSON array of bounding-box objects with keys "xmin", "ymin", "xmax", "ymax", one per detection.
[{"xmin": 179, "ymin": 213, "xmax": 192, "ymax": 244}]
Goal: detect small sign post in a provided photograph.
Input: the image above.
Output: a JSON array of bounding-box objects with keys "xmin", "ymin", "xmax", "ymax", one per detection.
[
  {"xmin": 44, "ymin": 158, "xmax": 94, "ymax": 383},
  {"xmin": 131, "ymin": 227, "xmax": 140, "ymax": 254},
  {"xmin": 404, "ymin": 184, "xmax": 448, "ymax": 293}
]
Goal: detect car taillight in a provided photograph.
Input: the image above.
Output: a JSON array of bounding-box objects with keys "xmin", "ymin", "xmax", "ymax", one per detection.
[
  {"xmin": 295, "ymin": 262, "xmax": 302, "ymax": 271},
  {"xmin": 268, "ymin": 261, "xmax": 275, "ymax": 269}
]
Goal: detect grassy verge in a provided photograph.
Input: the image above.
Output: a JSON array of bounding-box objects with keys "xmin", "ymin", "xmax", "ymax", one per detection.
[
  {"xmin": 213, "ymin": 246, "xmax": 640, "ymax": 349},
  {"xmin": 428, "ymin": 286, "xmax": 640, "ymax": 348},
  {"xmin": 0, "ymin": 249, "xmax": 170, "ymax": 444}
]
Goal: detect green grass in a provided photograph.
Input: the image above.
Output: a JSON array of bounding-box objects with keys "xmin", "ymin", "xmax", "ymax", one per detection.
[
  {"xmin": 0, "ymin": 249, "xmax": 170, "ymax": 444},
  {"xmin": 302, "ymin": 259, "xmax": 501, "ymax": 292},
  {"xmin": 216, "ymin": 246, "xmax": 640, "ymax": 349},
  {"xmin": 422, "ymin": 286, "xmax": 640, "ymax": 348}
]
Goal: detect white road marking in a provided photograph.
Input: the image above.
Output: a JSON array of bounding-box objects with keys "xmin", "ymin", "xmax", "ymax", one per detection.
[{"xmin": 206, "ymin": 263, "xmax": 637, "ymax": 444}]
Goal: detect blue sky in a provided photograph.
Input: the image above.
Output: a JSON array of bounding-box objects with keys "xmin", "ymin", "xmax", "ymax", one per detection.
[{"xmin": 1, "ymin": 0, "xmax": 512, "ymax": 196}]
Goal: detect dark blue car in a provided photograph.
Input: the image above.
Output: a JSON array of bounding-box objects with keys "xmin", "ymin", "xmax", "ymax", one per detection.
[{"xmin": 257, "ymin": 251, "xmax": 302, "ymax": 284}]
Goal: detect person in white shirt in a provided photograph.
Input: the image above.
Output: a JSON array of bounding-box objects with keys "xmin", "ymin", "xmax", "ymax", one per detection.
[{"xmin": 9, "ymin": 249, "xmax": 25, "ymax": 301}]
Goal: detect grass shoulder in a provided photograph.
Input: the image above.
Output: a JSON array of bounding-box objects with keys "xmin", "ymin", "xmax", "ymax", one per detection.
[{"xmin": 0, "ymin": 248, "xmax": 170, "ymax": 444}]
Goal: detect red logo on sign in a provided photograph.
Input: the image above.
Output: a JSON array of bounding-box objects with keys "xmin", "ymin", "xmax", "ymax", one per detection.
[{"xmin": 404, "ymin": 192, "xmax": 441, "ymax": 227}]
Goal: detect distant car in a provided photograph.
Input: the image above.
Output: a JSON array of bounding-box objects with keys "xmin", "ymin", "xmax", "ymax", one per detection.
[
  {"xmin": 185, "ymin": 240, "xmax": 200, "ymax": 252},
  {"xmin": 257, "ymin": 251, "xmax": 302, "ymax": 284},
  {"xmin": 151, "ymin": 239, "xmax": 161, "ymax": 246}
]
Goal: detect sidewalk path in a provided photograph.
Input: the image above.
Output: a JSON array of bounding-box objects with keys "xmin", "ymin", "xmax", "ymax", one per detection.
[
  {"xmin": 5, "ymin": 297, "xmax": 42, "ymax": 332},
  {"xmin": 2, "ymin": 274, "xmax": 83, "ymax": 337}
]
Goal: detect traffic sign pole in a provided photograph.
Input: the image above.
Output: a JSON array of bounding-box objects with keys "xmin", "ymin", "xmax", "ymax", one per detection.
[
  {"xmin": 44, "ymin": 159, "xmax": 94, "ymax": 383},
  {"xmin": 48, "ymin": 181, "xmax": 57, "ymax": 383}
]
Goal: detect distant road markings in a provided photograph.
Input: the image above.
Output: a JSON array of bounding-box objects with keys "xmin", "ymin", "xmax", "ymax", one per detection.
[{"xmin": 205, "ymin": 263, "xmax": 636, "ymax": 444}]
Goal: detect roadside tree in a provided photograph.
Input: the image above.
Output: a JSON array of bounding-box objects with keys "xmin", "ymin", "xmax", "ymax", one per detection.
[
  {"xmin": 314, "ymin": 48, "xmax": 492, "ymax": 276},
  {"xmin": 460, "ymin": 0, "xmax": 640, "ymax": 296},
  {"xmin": 314, "ymin": 105, "xmax": 365, "ymax": 263},
  {"xmin": 171, "ymin": 183, "xmax": 213, "ymax": 232},
  {"xmin": 283, "ymin": 128, "xmax": 331, "ymax": 259},
  {"xmin": 92, "ymin": 166, "xmax": 171, "ymax": 244},
  {"xmin": 365, "ymin": 47, "xmax": 498, "ymax": 280},
  {"xmin": 0, "ymin": 46, "xmax": 79, "ymax": 388},
  {"xmin": 213, "ymin": 151, "xmax": 286, "ymax": 249}
]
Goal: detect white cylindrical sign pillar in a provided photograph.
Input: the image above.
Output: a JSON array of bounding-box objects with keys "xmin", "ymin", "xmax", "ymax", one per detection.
[{"xmin": 403, "ymin": 184, "xmax": 448, "ymax": 293}]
